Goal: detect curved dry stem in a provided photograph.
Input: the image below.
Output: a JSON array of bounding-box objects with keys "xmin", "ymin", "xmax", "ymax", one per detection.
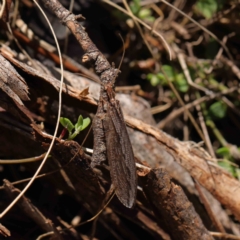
[
  {"xmin": 102, "ymin": 0, "xmax": 172, "ymax": 60},
  {"xmin": 0, "ymin": 0, "xmax": 6, "ymax": 18},
  {"xmin": 161, "ymin": 66, "xmax": 205, "ymax": 141},
  {"xmin": 0, "ymin": 153, "xmax": 47, "ymax": 164},
  {"xmin": 159, "ymin": 0, "xmax": 233, "ymax": 60},
  {"xmin": 122, "ymin": 0, "xmax": 155, "ymax": 58},
  {"xmin": 117, "ymin": 34, "xmax": 126, "ymax": 71},
  {"xmin": 158, "ymin": 86, "xmax": 239, "ymax": 129}
]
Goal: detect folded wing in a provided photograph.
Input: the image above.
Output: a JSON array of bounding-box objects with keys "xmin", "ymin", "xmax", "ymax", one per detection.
[{"xmin": 103, "ymin": 100, "xmax": 137, "ymax": 208}]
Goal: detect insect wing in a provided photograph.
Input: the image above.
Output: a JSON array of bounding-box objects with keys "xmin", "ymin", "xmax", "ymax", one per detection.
[{"xmin": 103, "ymin": 101, "xmax": 137, "ymax": 208}]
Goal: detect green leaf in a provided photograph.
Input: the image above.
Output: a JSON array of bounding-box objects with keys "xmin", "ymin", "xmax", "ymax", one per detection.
[
  {"xmin": 138, "ymin": 8, "xmax": 151, "ymax": 19},
  {"xmin": 218, "ymin": 160, "xmax": 235, "ymax": 176},
  {"xmin": 130, "ymin": 0, "xmax": 141, "ymax": 15},
  {"xmin": 75, "ymin": 115, "xmax": 84, "ymax": 132},
  {"xmin": 68, "ymin": 116, "xmax": 91, "ymax": 140},
  {"xmin": 195, "ymin": 0, "xmax": 223, "ymax": 19},
  {"xmin": 147, "ymin": 65, "xmax": 178, "ymax": 87},
  {"xmin": 216, "ymin": 147, "xmax": 230, "ymax": 157},
  {"xmin": 144, "ymin": 16, "xmax": 155, "ymax": 22},
  {"xmin": 60, "ymin": 115, "xmax": 91, "ymax": 140},
  {"xmin": 82, "ymin": 117, "xmax": 91, "ymax": 131},
  {"xmin": 162, "ymin": 65, "xmax": 175, "ymax": 81},
  {"xmin": 147, "ymin": 73, "xmax": 160, "ymax": 86},
  {"xmin": 60, "ymin": 117, "xmax": 74, "ymax": 134},
  {"xmin": 235, "ymin": 168, "xmax": 240, "ymax": 181},
  {"xmin": 174, "ymin": 74, "xmax": 189, "ymax": 92},
  {"xmin": 208, "ymin": 101, "xmax": 227, "ymax": 119},
  {"xmin": 156, "ymin": 73, "xmax": 168, "ymax": 85},
  {"xmin": 74, "ymin": 116, "xmax": 91, "ymax": 134}
]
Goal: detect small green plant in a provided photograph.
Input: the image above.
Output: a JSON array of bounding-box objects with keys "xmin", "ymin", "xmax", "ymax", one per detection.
[
  {"xmin": 147, "ymin": 65, "xmax": 189, "ymax": 92},
  {"xmin": 217, "ymin": 147, "xmax": 240, "ymax": 178},
  {"xmin": 195, "ymin": 0, "xmax": 225, "ymax": 19},
  {"xmin": 60, "ymin": 115, "xmax": 91, "ymax": 140},
  {"xmin": 130, "ymin": 0, "xmax": 155, "ymax": 22},
  {"xmin": 208, "ymin": 101, "xmax": 227, "ymax": 120}
]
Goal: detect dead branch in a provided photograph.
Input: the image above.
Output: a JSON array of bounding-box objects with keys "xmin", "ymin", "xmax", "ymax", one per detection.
[
  {"xmin": 126, "ymin": 114, "xmax": 240, "ymax": 221},
  {"xmin": 141, "ymin": 168, "xmax": 213, "ymax": 240},
  {"xmin": 40, "ymin": 0, "xmax": 116, "ymax": 86}
]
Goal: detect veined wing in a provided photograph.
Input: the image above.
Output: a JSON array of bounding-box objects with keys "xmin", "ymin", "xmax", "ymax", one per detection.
[{"xmin": 103, "ymin": 101, "xmax": 137, "ymax": 208}]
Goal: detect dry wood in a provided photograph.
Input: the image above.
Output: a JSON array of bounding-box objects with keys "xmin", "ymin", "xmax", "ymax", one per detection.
[
  {"xmin": 126, "ymin": 115, "xmax": 240, "ymax": 221},
  {"xmin": 2, "ymin": 46, "xmax": 240, "ymax": 225},
  {"xmin": 141, "ymin": 168, "xmax": 213, "ymax": 240}
]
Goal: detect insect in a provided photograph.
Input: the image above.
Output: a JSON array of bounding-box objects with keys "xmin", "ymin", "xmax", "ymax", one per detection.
[{"xmin": 91, "ymin": 71, "xmax": 137, "ymax": 208}]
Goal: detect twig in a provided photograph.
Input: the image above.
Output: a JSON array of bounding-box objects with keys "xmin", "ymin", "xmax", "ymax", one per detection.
[
  {"xmin": 0, "ymin": 0, "xmax": 6, "ymax": 19},
  {"xmin": 115, "ymin": 85, "xmax": 141, "ymax": 92},
  {"xmin": 151, "ymin": 102, "xmax": 172, "ymax": 115},
  {"xmin": 194, "ymin": 180, "xmax": 225, "ymax": 233},
  {"xmin": 0, "ymin": 153, "xmax": 47, "ymax": 164},
  {"xmin": 195, "ymin": 93, "xmax": 215, "ymax": 158},
  {"xmin": 161, "ymin": 68, "xmax": 205, "ymax": 141},
  {"xmin": 220, "ymin": 56, "xmax": 240, "ymax": 80},
  {"xmin": 122, "ymin": 0, "xmax": 155, "ymax": 58},
  {"xmin": 156, "ymin": 0, "xmax": 233, "ymax": 60},
  {"xmin": 172, "ymin": 43, "xmax": 211, "ymax": 94},
  {"xmin": 210, "ymin": 232, "xmax": 240, "ymax": 240},
  {"xmin": 102, "ymin": 0, "xmax": 172, "ymax": 60},
  {"xmin": 0, "ymin": 0, "xmax": 12, "ymax": 23},
  {"xmin": 158, "ymin": 86, "xmax": 239, "ymax": 128}
]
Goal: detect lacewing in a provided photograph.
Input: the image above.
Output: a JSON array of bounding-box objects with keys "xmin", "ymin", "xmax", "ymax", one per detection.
[{"xmin": 91, "ymin": 83, "xmax": 137, "ymax": 208}]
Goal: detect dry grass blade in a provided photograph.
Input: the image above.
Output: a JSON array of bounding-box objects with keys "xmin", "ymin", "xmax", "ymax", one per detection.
[
  {"xmin": 0, "ymin": 0, "xmax": 6, "ymax": 19},
  {"xmin": 159, "ymin": 0, "xmax": 233, "ymax": 60},
  {"xmin": 102, "ymin": 0, "xmax": 172, "ymax": 60}
]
